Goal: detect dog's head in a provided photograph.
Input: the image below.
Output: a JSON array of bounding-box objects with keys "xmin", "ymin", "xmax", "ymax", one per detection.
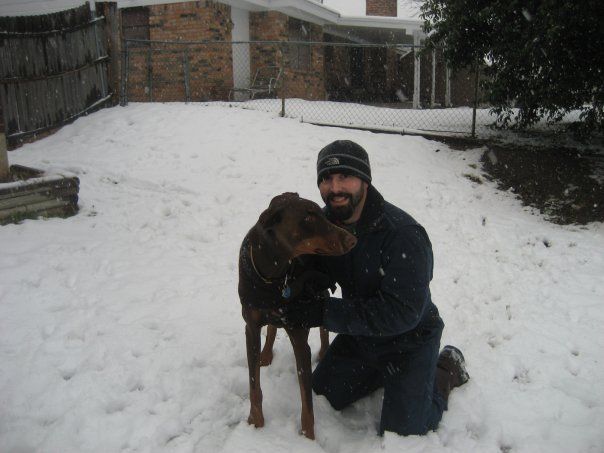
[{"xmin": 257, "ymin": 192, "xmax": 357, "ymax": 258}]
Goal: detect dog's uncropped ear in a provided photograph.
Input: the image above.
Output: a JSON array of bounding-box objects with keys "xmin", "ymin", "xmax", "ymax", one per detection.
[
  {"xmin": 258, "ymin": 207, "xmax": 282, "ymax": 229},
  {"xmin": 258, "ymin": 192, "xmax": 299, "ymax": 227},
  {"xmin": 269, "ymin": 192, "xmax": 299, "ymax": 209}
]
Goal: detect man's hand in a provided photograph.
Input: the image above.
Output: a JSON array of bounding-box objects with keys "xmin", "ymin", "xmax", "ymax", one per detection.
[{"xmin": 286, "ymin": 270, "xmax": 335, "ymax": 301}]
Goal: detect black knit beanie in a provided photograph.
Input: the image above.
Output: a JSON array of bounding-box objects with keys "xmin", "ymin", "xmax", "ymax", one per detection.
[{"xmin": 317, "ymin": 140, "xmax": 371, "ymax": 186}]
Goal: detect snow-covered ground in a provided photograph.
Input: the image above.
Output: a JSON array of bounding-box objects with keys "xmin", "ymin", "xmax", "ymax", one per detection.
[
  {"xmin": 1, "ymin": 104, "xmax": 603, "ymax": 453},
  {"xmin": 222, "ymin": 99, "xmax": 584, "ymax": 140},
  {"xmin": 225, "ymin": 99, "xmax": 481, "ymax": 136}
]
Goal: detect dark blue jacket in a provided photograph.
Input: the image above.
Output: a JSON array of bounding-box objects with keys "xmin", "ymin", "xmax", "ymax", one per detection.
[{"xmin": 320, "ymin": 185, "xmax": 442, "ymax": 343}]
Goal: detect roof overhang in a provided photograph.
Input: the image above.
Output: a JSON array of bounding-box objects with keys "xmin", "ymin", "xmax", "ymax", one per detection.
[
  {"xmin": 226, "ymin": 0, "xmax": 425, "ymax": 44},
  {"xmin": 118, "ymin": 0, "xmax": 424, "ymax": 40}
]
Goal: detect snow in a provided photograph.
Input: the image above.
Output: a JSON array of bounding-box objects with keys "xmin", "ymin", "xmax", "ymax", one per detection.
[
  {"xmin": 1, "ymin": 103, "xmax": 604, "ymax": 453},
  {"xmin": 224, "ymin": 98, "xmax": 584, "ymax": 140},
  {"xmin": 322, "ymin": 0, "xmax": 366, "ymax": 17},
  {"xmin": 323, "ymin": 0, "xmax": 423, "ymax": 20},
  {"xmin": 233, "ymin": 99, "xmax": 481, "ymax": 135},
  {"xmin": 0, "ymin": 0, "xmax": 88, "ymax": 16}
]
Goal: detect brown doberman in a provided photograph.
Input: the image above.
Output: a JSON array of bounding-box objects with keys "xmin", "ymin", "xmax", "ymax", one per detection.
[
  {"xmin": 259, "ymin": 324, "xmax": 329, "ymax": 367},
  {"xmin": 238, "ymin": 192, "xmax": 356, "ymax": 440}
]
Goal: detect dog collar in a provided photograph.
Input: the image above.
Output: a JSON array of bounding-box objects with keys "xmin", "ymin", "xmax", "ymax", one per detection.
[
  {"xmin": 249, "ymin": 244, "xmax": 276, "ymax": 285},
  {"xmin": 249, "ymin": 244, "xmax": 295, "ymax": 299}
]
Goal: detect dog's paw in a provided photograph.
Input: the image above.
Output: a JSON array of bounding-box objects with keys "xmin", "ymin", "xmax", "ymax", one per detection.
[
  {"xmin": 259, "ymin": 350, "xmax": 274, "ymax": 367},
  {"xmin": 247, "ymin": 409, "xmax": 265, "ymax": 428},
  {"xmin": 299, "ymin": 426, "xmax": 315, "ymax": 440}
]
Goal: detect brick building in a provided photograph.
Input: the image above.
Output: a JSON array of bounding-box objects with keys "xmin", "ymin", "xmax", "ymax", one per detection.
[{"xmin": 117, "ymin": 0, "xmax": 475, "ymax": 107}]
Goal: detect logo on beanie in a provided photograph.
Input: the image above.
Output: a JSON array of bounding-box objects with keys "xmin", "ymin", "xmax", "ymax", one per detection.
[{"xmin": 325, "ymin": 157, "xmax": 340, "ymax": 166}]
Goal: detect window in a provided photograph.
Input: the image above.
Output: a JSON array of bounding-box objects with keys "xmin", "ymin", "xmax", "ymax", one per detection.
[
  {"xmin": 288, "ymin": 18, "xmax": 311, "ymax": 71},
  {"xmin": 122, "ymin": 7, "xmax": 150, "ymax": 46}
]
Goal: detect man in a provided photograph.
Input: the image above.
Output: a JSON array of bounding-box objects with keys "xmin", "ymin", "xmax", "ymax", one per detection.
[{"xmin": 306, "ymin": 140, "xmax": 469, "ymax": 436}]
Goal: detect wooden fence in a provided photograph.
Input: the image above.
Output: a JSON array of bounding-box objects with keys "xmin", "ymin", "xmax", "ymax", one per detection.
[{"xmin": 0, "ymin": 3, "xmax": 112, "ymax": 148}]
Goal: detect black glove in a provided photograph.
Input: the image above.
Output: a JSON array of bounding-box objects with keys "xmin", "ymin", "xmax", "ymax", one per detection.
[
  {"xmin": 274, "ymin": 292, "xmax": 328, "ymax": 329},
  {"xmin": 286, "ymin": 271, "xmax": 335, "ymax": 301}
]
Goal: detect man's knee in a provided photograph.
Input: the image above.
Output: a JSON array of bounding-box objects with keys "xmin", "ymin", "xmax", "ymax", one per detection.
[
  {"xmin": 312, "ymin": 382, "xmax": 350, "ymax": 411},
  {"xmin": 312, "ymin": 369, "xmax": 347, "ymax": 410},
  {"xmin": 311, "ymin": 367, "xmax": 328, "ymax": 395}
]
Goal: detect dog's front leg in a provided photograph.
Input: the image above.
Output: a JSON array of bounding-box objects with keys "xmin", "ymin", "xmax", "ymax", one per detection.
[
  {"xmin": 260, "ymin": 325, "xmax": 277, "ymax": 366},
  {"xmin": 245, "ymin": 322, "xmax": 264, "ymax": 428},
  {"xmin": 286, "ymin": 327, "xmax": 315, "ymax": 440}
]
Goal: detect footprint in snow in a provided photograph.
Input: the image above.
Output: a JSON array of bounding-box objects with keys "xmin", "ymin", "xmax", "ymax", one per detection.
[
  {"xmin": 512, "ymin": 367, "xmax": 531, "ymax": 385},
  {"xmin": 105, "ymin": 399, "xmax": 129, "ymax": 414},
  {"xmin": 60, "ymin": 368, "xmax": 76, "ymax": 381}
]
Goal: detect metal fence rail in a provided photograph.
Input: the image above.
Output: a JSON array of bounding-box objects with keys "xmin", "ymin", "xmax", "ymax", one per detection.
[{"xmin": 122, "ymin": 39, "xmax": 487, "ymax": 137}]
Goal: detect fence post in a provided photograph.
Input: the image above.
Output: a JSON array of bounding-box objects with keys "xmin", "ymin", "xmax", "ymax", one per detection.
[
  {"xmin": 0, "ymin": 132, "xmax": 8, "ymax": 182},
  {"xmin": 445, "ymin": 65, "xmax": 451, "ymax": 107},
  {"xmin": 147, "ymin": 48, "xmax": 153, "ymax": 101},
  {"xmin": 91, "ymin": 8, "xmax": 108, "ymax": 99},
  {"xmin": 412, "ymin": 30, "xmax": 421, "ymax": 109},
  {"xmin": 183, "ymin": 47, "xmax": 191, "ymax": 103},
  {"xmin": 431, "ymin": 50, "xmax": 436, "ymax": 107},
  {"xmin": 471, "ymin": 65, "xmax": 479, "ymax": 138},
  {"xmin": 280, "ymin": 43, "xmax": 286, "ymax": 118},
  {"xmin": 100, "ymin": 2, "xmax": 120, "ymax": 106},
  {"xmin": 120, "ymin": 40, "xmax": 129, "ymax": 106}
]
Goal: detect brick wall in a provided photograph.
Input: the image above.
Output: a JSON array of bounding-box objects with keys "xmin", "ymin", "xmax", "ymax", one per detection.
[
  {"xmin": 124, "ymin": 0, "xmax": 234, "ymax": 101},
  {"xmin": 366, "ymin": 0, "xmax": 397, "ymax": 17},
  {"xmin": 284, "ymin": 22, "xmax": 325, "ymax": 100},
  {"xmin": 249, "ymin": 12, "xmax": 325, "ymax": 101},
  {"xmin": 122, "ymin": 2, "xmax": 329, "ymax": 102},
  {"xmin": 249, "ymin": 11, "xmax": 287, "ymax": 79}
]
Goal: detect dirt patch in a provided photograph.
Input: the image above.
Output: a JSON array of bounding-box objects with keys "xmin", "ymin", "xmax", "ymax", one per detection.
[{"xmin": 480, "ymin": 144, "xmax": 604, "ymax": 225}]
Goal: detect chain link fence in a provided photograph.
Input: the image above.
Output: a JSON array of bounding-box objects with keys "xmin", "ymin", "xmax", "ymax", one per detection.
[{"xmin": 122, "ymin": 39, "xmax": 492, "ymax": 137}]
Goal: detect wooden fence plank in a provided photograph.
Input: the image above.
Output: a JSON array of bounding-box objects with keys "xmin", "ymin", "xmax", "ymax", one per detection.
[{"xmin": 0, "ymin": 4, "xmax": 111, "ymax": 146}]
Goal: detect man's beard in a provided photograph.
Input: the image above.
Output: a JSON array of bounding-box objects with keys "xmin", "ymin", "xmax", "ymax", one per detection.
[{"xmin": 323, "ymin": 187, "xmax": 364, "ymax": 222}]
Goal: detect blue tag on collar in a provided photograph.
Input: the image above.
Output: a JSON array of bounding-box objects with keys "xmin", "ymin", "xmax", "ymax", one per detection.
[{"xmin": 282, "ymin": 286, "xmax": 291, "ymax": 299}]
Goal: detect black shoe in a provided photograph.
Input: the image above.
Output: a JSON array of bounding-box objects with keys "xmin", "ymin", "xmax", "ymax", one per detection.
[{"xmin": 437, "ymin": 345, "xmax": 469, "ymax": 389}]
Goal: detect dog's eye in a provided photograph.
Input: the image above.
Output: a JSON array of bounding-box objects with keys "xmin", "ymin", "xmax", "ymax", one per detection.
[{"xmin": 304, "ymin": 215, "xmax": 314, "ymax": 223}]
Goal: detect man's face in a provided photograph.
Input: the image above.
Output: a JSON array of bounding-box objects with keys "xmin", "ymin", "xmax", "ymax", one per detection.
[{"xmin": 318, "ymin": 173, "xmax": 367, "ymax": 223}]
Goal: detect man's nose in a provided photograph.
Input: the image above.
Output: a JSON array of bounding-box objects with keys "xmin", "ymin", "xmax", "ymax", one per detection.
[{"xmin": 328, "ymin": 178, "xmax": 343, "ymax": 193}]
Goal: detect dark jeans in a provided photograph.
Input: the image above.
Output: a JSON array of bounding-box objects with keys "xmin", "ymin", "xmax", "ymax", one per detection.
[{"xmin": 312, "ymin": 330, "xmax": 445, "ymax": 436}]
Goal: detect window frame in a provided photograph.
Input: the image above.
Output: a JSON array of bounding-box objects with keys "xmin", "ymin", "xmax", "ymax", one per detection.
[{"xmin": 287, "ymin": 18, "xmax": 312, "ymax": 72}]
